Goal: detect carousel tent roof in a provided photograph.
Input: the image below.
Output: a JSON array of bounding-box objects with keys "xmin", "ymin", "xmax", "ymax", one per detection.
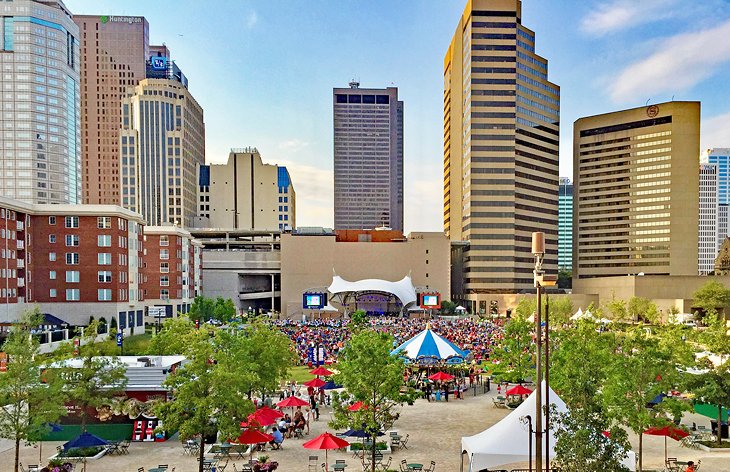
[
  {"xmin": 390, "ymin": 327, "xmax": 467, "ymax": 360},
  {"xmin": 328, "ymin": 275, "xmax": 417, "ymax": 306}
]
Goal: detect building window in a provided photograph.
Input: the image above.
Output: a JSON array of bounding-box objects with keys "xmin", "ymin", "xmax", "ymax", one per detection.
[
  {"xmin": 98, "ymin": 289, "xmax": 112, "ymax": 301},
  {"xmin": 49, "ymin": 252, "xmax": 56, "ymax": 262},
  {"xmin": 64, "ymin": 216, "xmax": 79, "ymax": 228},
  {"xmin": 65, "ymin": 289, "xmax": 80, "ymax": 301},
  {"xmin": 48, "ymin": 216, "xmax": 56, "ymax": 225},
  {"xmin": 160, "ymin": 289, "xmax": 169, "ymax": 300},
  {"xmin": 49, "ymin": 288, "xmax": 57, "ymax": 298},
  {"xmin": 160, "ymin": 235, "xmax": 169, "ymax": 246},
  {"xmin": 49, "ymin": 234, "xmax": 56, "ymax": 243},
  {"xmin": 98, "ymin": 271, "xmax": 112, "ymax": 283},
  {"xmin": 160, "ymin": 262, "xmax": 169, "ymax": 273},
  {"xmin": 65, "ymin": 253, "xmax": 79, "ymax": 265},
  {"xmin": 97, "ymin": 216, "xmax": 111, "ymax": 229},
  {"xmin": 49, "ymin": 270, "xmax": 56, "ymax": 280},
  {"xmin": 160, "ymin": 276, "xmax": 169, "ymax": 286},
  {"xmin": 160, "ymin": 249, "xmax": 169, "ymax": 260},
  {"xmin": 65, "ymin": 234, "xmax": 79, "ymax": 246},
  {"xmin": 65, "ymin": 271, "xmax": 79, "ymax": 283},
  {"xmin": 98, "ymin": 235, "xmax": 111, "ymax": 247},
  {"xmin": 98, "ymin": 253, "xmax": 112, "ymax": 265}
]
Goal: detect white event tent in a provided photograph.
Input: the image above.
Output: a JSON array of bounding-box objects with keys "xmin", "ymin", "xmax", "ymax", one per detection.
[{"xmin": 461, "ymin": 382, "xmax": 635, "ymax": 471}]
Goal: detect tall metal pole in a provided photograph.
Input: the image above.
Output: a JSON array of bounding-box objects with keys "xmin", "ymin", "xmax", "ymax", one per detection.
[{"xmin": 535, "ymin": 281, "xmax": 543, "ymax": 472}]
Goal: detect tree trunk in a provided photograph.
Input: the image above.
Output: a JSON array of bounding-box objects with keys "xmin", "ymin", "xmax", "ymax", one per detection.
[
  {"xmin": 15, "ymin": 437, "xmax": 20, "ymax": 472},
  {"xmin": 371, "ymin": 433, "xmax": 376, "ymax": 472},
  {"xmin": 638, "ymin": 432, "xmax": 643, "ymax": 472},
  {"xmin": 199, "ymin": 435, "xmax": 206, "ymax": 472},
  {"xmin": 719, "ymin": 405, "xmax": 724, "ymax": 446}
]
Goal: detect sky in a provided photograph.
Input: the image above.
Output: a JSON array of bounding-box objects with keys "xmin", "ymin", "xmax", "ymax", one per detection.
[{"xmin": 65, "ymin": 0, "xmax": 730, "ymax": 232}]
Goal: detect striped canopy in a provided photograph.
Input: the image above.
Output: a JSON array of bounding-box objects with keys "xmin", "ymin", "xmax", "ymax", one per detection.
[{"xmin": 391, "ymin": 327, "xmax": 467, "ymax": 361}]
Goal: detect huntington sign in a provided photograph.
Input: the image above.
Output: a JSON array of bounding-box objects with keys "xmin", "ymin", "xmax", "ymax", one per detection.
[{"xmin": 100, "ymin": 15, "xmax": 143, "ymax": 24}]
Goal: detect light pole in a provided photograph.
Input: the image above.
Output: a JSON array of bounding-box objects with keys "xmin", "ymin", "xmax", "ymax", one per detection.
[{"xmin": 532, "ymin": 232, "xmax": 557, "ymax": 472}]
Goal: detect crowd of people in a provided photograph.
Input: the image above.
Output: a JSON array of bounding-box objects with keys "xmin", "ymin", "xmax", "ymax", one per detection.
[{"xmin": 267, "ymin": 316, "xmax": 505, "ymax": 365}]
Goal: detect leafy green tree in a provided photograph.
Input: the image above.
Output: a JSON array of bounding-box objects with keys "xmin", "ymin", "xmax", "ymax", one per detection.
[
  {"xmin": 349, "ymin": 309, "xmax": 368, "ymax": 332},
  {"xmin": 213, "ymin": 297, "xmax": 237, "ymax": 323},
  {"xmin": 557, "ymin": 268, "xmax": 572, "ymax": 289},
  {"xmin": 54, "ymin": 320, "xmax": 128, "ymax": 430},
  {"xmin": 0, "ymin": 309, "xmax": 67, "ymax": 472},
  {"xmin": 602, "ymin": 328, "xmax": 688, "ymax": 472},
  {"xmin": 149, "ymin": 316, "xmax": 198, "ymax": 355},
  {"xmin": 693, "ymin": 280, "xmax": 730, "ymax": 318},
  {"xmin": 605, "ymin": 297, "xmax": 628, "ymax": 322},
  {"xmin": 440, "ymin": 300, "xmax": 456, "ymax": 315},
  {"xmin": 548, "ymin": 296, "xmax": 574, "ymax": 326},
  {"xmin": 189, "ymin": 296, "xmax": 216, "ymax": 323},
  {"xmin": 628, "ymin": 297, "xmax": 660, "ymax": 324},
  {"xmin": 493, "ymin": 315, "xmax": 533, "ymax": 383},
  {"xmin": 330, "ymin": 330, "xmax": 407, "ymax": 472},
  {"xmin": 514, "ymin": 298, "xmax": 536, "ymax": 320}
]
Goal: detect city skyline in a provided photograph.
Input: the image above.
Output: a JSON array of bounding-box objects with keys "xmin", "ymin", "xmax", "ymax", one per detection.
[{"xmin": 63, "ymin": 0, "xmax": 730, "ymax": 231}]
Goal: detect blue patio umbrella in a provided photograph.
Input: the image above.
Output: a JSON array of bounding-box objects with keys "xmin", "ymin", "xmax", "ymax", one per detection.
[
  {"xmin": 342, "ymin": 429, "xmax": 384, "ymax": 438},
  {"xmin": 322, "ymin": 380, "xmax": 343, "ymax": 390},
  {"xmin": 63, "ymin": 431, "xmax": 109, "ymax": 451}
]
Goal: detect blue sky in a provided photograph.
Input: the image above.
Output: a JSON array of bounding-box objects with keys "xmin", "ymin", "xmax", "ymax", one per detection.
[{"xmin": 65, "ymin": 0, "xmax": 730, "ymax": 232}]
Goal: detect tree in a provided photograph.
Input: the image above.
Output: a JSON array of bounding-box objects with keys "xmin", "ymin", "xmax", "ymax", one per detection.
[
  {"xmin": 330, "ymin": 330, "xmax": 407, "ymax": 472},
  {"xmin": 54, "ymin": 320, "xmax": 128, "ymax": 430},
  {"xmin": 213, "ymin": 297, "xmax": 236, "ymax": 323},
  {"xmin": 440, "ymin": 300, "xmax": 456, "ymax": 316},
  {"xmin": 189, "ymin": 296, "xmax": 216, "ymax": 323},
  {"xmin": 149, "ymin": 317, "xmax": 198, "ymax": 355},
  {"xmin": 0, "ymin": 309, "xmax": 67, "ymax": 472},
  {"xmin": 493, "ymin": 315, "xmax": 533, "ymax": 383},
  {"xmin": 349, "ymin": 309, "xmax": 368, "ymax": 332},
  {"xmin": 693, "ymin": 280, "xmax": 730, "ymax": 318},
  {"xmin": 604, "ymin": 297, "xmax": 628, "ymax": 322},
  {"xmin": 154, "ymin": 323, "xmax": 293, "ymax": 472},
  {"xmin": 558, "ymin": 268, "xmax": 572, "ymax": 289},
  {"xmin": 714, "ymin": 238, "xmax": 730, "ymax": 275},
  {"xmin": 628, "ymin": 297, "xmax": 660, "ymax": 324},
  {"xmin": 602, "ymin": 328, "xmax": 688, "ymax": 472},
  {"xmin": 687, "ymin": 314, "xmax": 730, "ymax": 445},
  {"xmin": 548, "ymin": 296, "xmax": 574, "ymax": 326}
]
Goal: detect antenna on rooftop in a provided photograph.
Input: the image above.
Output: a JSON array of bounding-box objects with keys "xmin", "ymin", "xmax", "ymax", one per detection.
[{"xmin": 349, "ymin": 78, "xmax": 360, "ymax": 89}]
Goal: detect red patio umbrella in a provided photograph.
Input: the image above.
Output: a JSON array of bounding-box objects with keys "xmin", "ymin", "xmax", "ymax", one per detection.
[
  {"xmin": 277, "ymin": 396, "xmax": 310, "ymax": 408},
  {"xmin": 428, "ymin": 371, "xmax": 455, "ymax": 382},
  {"xmin": 234, "ymin": 428, "xmax": 274, "ymax": 463},
  {"xmin": 303, "ymin": 432, "xmax": 350, "ymax": 471},
  {"xmin": 310, "ymin": 366, "xmax": 334, "ymax": 376},
  {"xmin": 304, "ymin": 377, "xmax": 326, "ymax": 388},
  {"xmin": 506, "ymin": 385, "xmax": 533, "ymax": 396},
  {"xmin": 243, "ymin": 406, "xmax": 284, "ymax": 427},
  {"xmin": 644, "ymin": 425, "xmax": 689, "ymax": 462},
  {"xmin": 347, "ymin": 400, "xmax": 367, "ymax": 412}
]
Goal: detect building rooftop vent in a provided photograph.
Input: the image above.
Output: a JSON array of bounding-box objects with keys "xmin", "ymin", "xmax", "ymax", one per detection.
[{"xmin": 349, "ymin": 80, "xmax": 360, "ymax": 89}]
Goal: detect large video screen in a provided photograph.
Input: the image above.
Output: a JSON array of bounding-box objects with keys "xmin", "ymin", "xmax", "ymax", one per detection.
[
  {"xmin": 420, "ymin": 293, "xmax": 441, "ymax": 308},
  {"xmin": 303, "ymin": 293, "xmax": 326, "ymax": 309}
]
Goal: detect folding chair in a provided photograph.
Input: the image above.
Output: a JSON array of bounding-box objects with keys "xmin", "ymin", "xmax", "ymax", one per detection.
[
  {"xmin": 309, "ymin": 455, "xmax": 319, "ymax": 472},
  {"xmin": 400, "ymin": 433, "xmax": 409, "ymax": 449}
]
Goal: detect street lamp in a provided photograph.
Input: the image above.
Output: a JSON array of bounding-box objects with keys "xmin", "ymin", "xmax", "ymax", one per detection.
[{"xmin": 532, "ymin": 232, "xmax": 557, "ymax": 472}]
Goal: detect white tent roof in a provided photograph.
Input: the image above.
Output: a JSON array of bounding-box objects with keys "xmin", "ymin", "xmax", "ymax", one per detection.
[
  {"xmin": 320, "ymin": 304, "xmax": 339, "ymax": 312},
  {"xmin": 570, "ymin": 307, "xmax": 595, "ymax": 321},
  {"xmin": 327, "ymin": 275, "xmax": 417, "ymax": 306},
  {"xmin": 461, "ymin": 382, "xmax": 635, "ymax": 471},
  {"xmin": 455, "ymin": 305, "xmax": 467, "ymax": 311}
]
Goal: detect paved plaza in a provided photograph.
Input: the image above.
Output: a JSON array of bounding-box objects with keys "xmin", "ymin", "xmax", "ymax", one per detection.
[{"xmin": 2, "ymin": 388, "xmax": 728, "ymax": 471}]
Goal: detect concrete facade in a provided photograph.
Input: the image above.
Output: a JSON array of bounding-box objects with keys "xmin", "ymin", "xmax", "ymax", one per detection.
[
  {"xmin": 120, "ymin": 78, "xmax": 205, "ymax": 227},
  {"xmin": 73, "ymin": 14, "xmax": 149, "ymax": 205},
  {"xmin": 699, "ymin": 163, "xmax": 718, "ymax": 275},
  {"xmin": 573, "ymin": 101, "xmax": 701, "ymax": 279},
  {"xmin": 280, "ymin": 230, "xmax": 450, "ymax": 317},
  {"xmin": 443, "ymin": 0, "xmax": 560, "ymax": 300},
  {"xmin": 333, "ymin": 84, "xmax": 403, "ymax": 231},
  {"xmin": 0, "ymin": 0, "xmax": 81, "ymax": 204},
  {"xmin": 195, "ymin": 149, "xmax": 295, "ymax": 231}
]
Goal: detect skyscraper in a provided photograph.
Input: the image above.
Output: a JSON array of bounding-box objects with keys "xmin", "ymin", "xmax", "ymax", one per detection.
[
  {"xmin": 333, "ymin": 83, "xmax": 403, "ymax": 231},
  {"xmin": 701, "ymin": 148, "xmax": 730, "ymax": 251},
  {"xmin": 195, "ymin": 148, "xmax": 296, "ymax": 231},
  {"xmin": 558, "ymin": 177, "xmax": 573, "ymax": 270},
  {"xmin": 120, "ymin": 76, "xmax": 205, "ymax": 226},
  {"xmin": 444, "ymin": 0, "xmax": 560, "ymax": 302},
  {"xmin": 0, "ymin": 0, "xmax": 81, "ymax": 204},
  {"xmin": 73, "ymin": 15, "xmax": 150, "ymax": 205},
  {"xmin": 573, "ymin": 101, "xmax": 701, "ymax": 279},
  {"xmin": 698, "ymin": 163, "xmax": 718, "ymax": 275}
]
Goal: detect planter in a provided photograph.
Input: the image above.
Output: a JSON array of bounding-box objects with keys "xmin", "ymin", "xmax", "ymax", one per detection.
[
  {"xmin": 49, "ymin": 448, "xmax": 108, "ymax": 462},
  {"xmin": 695, "ymin": 443, "xmax": 730, "ymax": 452}
]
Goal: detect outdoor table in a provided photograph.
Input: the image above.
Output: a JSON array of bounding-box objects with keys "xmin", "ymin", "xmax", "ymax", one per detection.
[
  {"xmin": 218, "ymin": 443, "xmax": 232, "ymax": 458},
  {"xmin": 148, "ymin": 469, "xmax": 167, "ymax": 472},
  {"xmin": 408, "ymin": 463, "xmax": 423, "ymax": 471}
]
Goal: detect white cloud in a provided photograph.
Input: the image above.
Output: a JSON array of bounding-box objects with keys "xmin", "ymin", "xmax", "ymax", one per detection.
[
  {"xmin": 580, "ymin": 0, "xmax": 678, "ymax": 36},
  {"xmin": 404, "ymin": 176, "xmax": 443, "ymax": 233},
  {"xmin": 277, "ymin": 139, "xmax": 310, "ymax": 152},
  {"xmin": 609, "ymin": 19, "xmax": 730, "ymax": 103},
  {"xmin": 701, "ymin": 111, "xmax": 730, "ymax": 151},
  {"xmin": 245, "ymin": 11, "xmax": 258, "ymax": 29}
]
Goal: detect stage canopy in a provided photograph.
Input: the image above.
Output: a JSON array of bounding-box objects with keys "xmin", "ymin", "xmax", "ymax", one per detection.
[
  {"xmin": 328, "ymin": 275, "xmax": 417, "ymax": 307},
  {"xmin": 391, "ymin": 326, "xmax": 467, "ymax": 362}
]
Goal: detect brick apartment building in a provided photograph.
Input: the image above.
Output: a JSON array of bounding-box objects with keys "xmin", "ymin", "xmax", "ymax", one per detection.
[{"xmin": 0, "ymin": 196, "xmax": 202, "ymax": 330}]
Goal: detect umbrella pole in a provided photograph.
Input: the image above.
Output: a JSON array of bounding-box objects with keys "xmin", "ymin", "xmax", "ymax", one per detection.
[{"xmin": 664, "ymin": 435, "xmax": 667, "ymax": 463}]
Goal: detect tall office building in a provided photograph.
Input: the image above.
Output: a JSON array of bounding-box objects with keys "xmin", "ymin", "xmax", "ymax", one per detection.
[
  {"xmin": 195, "ymin": 148, "xmax": 296, "ymax": 231},
  {"xmin": 698, "ymin": 163, "xmax": 718, "ymax": 274},
  {"xmin": 0, "ymin": 0, "xmax": 80, "ymax": 204},
  {"xmin": 333, "ymin": 83, "xmax": 403, "ymax": 231},
  {"xmin": 558, "ymin": 177, "xmax": 573, "ymax": 270},
  {"xmin": 573, "ymin": 101, "xmax": 701, "ymax": 279},
  {"xmin": 120, "ymin": 77, "xmax": 205, "ymax": 226},
  {"xmin": 73, "ymin": 15, "xmax": 150, "ymax": 204},
  {"xmin": 701, "ymin": 148, "xmax": 730, "ymax": 249},
  {"xmin": 444, "ymin": 0, "xmax": 560, "ymax": 302}
]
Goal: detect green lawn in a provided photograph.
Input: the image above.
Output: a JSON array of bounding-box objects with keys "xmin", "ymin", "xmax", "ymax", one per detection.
[{"xmin": 288, "ymin": 365, "xmax": 317, "ymax": 383}]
